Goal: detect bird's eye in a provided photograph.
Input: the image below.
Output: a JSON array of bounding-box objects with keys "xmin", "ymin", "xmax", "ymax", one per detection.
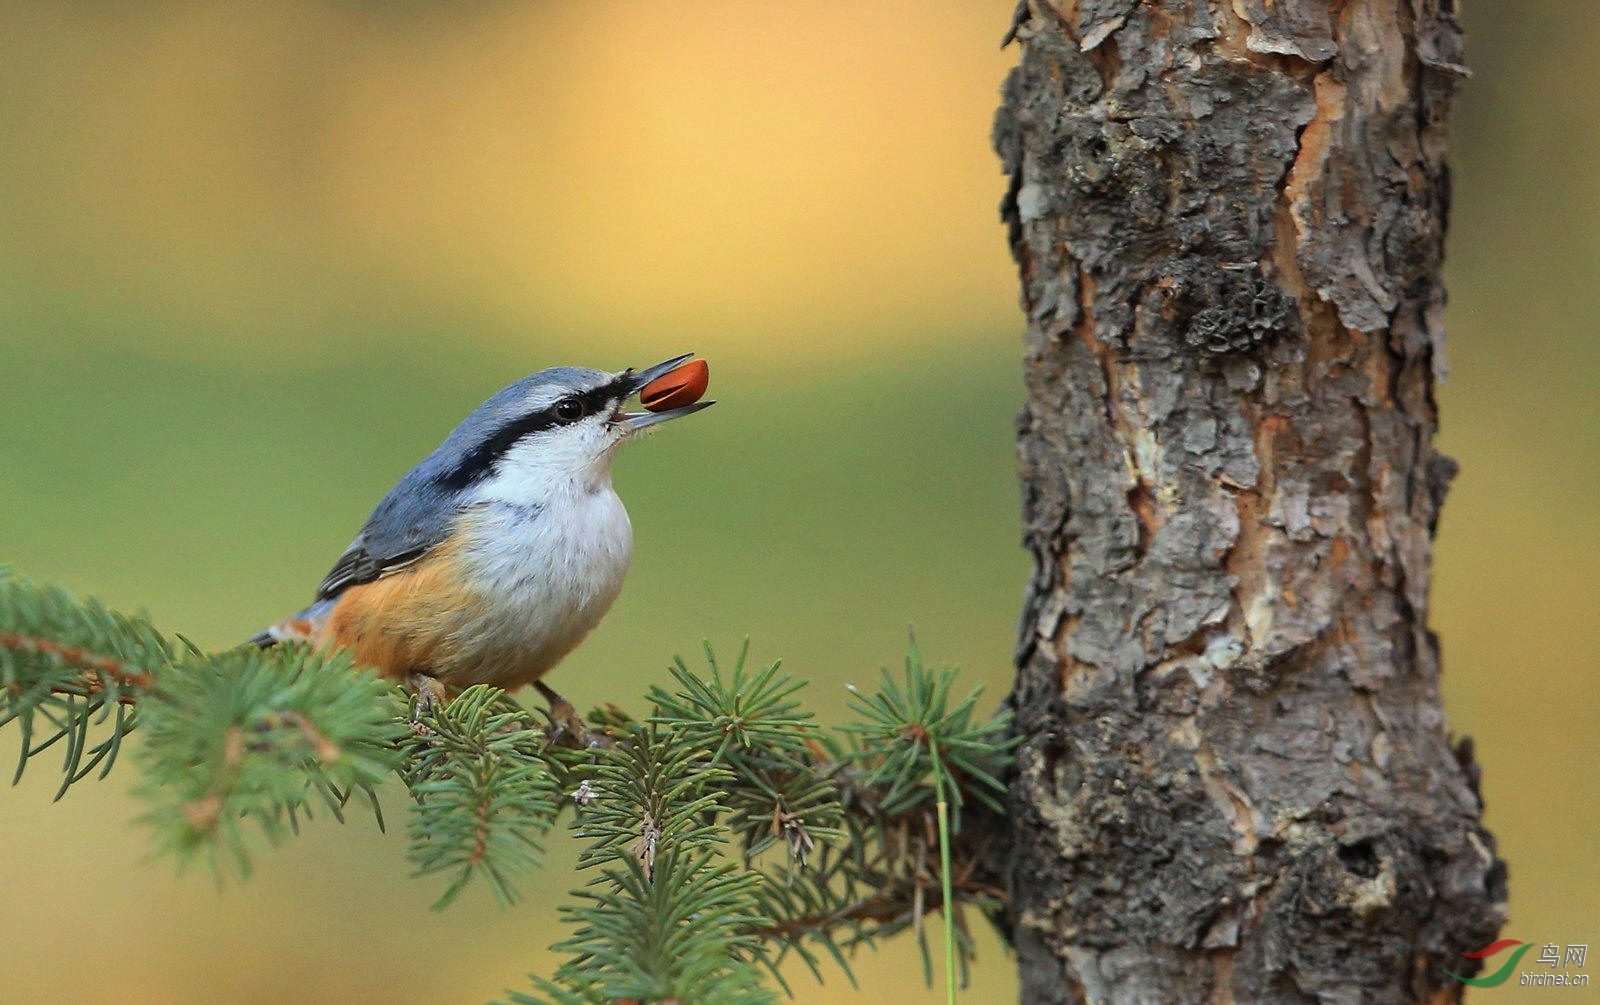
[{"xmin": 554, "ymin": 398, "xmax": 584, "ymax": 422}]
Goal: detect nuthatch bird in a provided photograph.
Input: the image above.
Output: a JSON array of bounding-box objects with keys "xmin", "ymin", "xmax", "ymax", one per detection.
[{"xmin": 250, "ymin": 354, "xmax": 713, "ymax": 710}]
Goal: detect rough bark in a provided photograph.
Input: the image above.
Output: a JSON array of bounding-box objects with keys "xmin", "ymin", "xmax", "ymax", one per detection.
[{"xmin": 992, "ymin": 1, "xmax": 1505, "ymax": 1001}]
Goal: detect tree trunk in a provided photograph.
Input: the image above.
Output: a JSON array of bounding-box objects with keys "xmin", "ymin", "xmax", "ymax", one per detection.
[{"xmin": 992, "ymin": 1, "xmax": 1506, "ymax": 1000}]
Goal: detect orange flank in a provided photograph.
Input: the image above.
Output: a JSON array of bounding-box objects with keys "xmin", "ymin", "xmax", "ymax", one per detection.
[
  {"xmin": 317, "ymin": 540, "xmax": 488, "ymax": 686},
  {"xmin": 640, "ymin": 358, "xmax": 709, "ymax": 412}
]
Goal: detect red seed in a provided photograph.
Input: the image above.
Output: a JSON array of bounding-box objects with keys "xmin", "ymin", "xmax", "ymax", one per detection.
[{"xmin": 640, "ymin": 358, "xmax": 710, "ymax": 412}]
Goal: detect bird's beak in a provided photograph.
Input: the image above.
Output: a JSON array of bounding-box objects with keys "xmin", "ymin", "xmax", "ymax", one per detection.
[
  {"xmin": 617, "ymin": 354, "xmax": 715, "ymax": 430},
  {"xmin": 625, "ymin": 353, "xmax": 696, "ymax": 392},
  {"xmin": 624, "ymin": 400, "xmax": 714, "ymax": 430}
]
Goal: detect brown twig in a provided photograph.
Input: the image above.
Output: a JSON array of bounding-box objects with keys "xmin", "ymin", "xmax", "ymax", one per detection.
[
  {"xmin": 0, "ymin": 631, "xmax": 154, "ymax": 703},
  {"xmin": 741, "ymin": 877, "xmax": 1007, "ymax": 942},
  {"xmin": 743, "ymin": 893, "xmax": 906, "ymax": 940},
  {"xmin": 260, "ymin": 710, "xmax": 342, "ymax": 762}
]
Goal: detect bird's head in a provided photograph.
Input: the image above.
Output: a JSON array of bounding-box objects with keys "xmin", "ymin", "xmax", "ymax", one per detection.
[{"xmin": 431, "ymin": 354, "xmax": 713, "ymax": 498}]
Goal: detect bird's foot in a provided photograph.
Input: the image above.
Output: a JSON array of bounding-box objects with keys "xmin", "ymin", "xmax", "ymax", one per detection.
[
  {"xmin": 408, "ymin": 673, "xmax": 449, "ymax": 726},
  {"xmin": 535, "ymin": 680, "xmax": 614, "ymax": 749}
]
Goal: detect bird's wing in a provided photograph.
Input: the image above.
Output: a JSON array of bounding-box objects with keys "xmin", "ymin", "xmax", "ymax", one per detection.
[
  {"xmin": 313, "ymin": 472, "xmax": 464, "ymax": 602},
  {"xmin": 314, "ymin": 541, "xmax": 429, "ymax": 601}
]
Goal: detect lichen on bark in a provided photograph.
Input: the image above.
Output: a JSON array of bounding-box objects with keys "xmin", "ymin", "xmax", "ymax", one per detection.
[{"xmin": 994, "ymin": 1, "xmax": 1505, "ymax": 1001}]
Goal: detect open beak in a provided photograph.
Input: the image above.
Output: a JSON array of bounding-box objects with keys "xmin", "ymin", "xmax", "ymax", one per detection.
[{"xmin": 618, "ymin": 353, "xmax": 715, "ymax": 430}]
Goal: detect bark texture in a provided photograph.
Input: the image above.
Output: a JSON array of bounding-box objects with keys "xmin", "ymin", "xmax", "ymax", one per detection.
[{"xmin": 993, "ymin": 1, "xmax": 1505, "ymax": 1000}]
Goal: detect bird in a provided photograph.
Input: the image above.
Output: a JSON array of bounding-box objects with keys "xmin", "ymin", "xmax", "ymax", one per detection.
[{"xmin": 249, "ymin": 354, "xmax": 713, "ymax": 714}]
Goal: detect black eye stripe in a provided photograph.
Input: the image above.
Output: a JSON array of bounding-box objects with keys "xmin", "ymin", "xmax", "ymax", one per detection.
[
  {"xmin": 434, "ymin": 374, "xmax": 634, "ymax": 490},
  {"xmin": 564, "ymin": 378, "xmax": 628, "ymax": 421}
]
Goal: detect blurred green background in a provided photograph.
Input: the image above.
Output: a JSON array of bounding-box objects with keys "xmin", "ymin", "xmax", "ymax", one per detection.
[{"xmin": 0, "ymin": 3, "xmax": 1592, "ymax": 1003}]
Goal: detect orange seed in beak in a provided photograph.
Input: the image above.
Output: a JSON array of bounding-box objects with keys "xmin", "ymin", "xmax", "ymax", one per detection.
[{"xmin": 640, "ymin": 358, "xmax": 710, "ymax": 412}]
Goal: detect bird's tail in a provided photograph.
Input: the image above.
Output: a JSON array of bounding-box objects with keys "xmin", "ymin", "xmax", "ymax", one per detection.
[{"xmin": 247, "ymin": 598, "xmax": 336, "ymax": 649}]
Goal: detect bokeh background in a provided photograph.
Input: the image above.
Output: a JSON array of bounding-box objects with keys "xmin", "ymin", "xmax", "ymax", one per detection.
[{"xmin": 0, "ymin": 2, "xmax": 1592, "ymax": 1003}]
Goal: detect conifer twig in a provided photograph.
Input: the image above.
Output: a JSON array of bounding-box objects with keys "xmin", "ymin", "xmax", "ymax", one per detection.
[{"xmin": 0, "ymin": 631, "xmax": 154, "ymax": 696}]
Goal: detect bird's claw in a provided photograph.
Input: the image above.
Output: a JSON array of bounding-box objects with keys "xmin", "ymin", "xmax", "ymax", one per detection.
[
  {"xmin": 408, "ymin": 673, "xmax": 449, "ymax": 726},
  {"xmin": 535, "ymin": 680, "xmax": 615, "ymax": 749}
]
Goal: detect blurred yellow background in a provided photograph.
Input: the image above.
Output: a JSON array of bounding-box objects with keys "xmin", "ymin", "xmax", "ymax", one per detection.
[{"xmin": 0, "ymin": 2, "xmax": 1591, "ymax": 1003}]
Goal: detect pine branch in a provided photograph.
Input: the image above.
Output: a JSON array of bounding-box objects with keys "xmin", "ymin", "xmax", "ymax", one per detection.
[
  {"xmin": 0, "ymin": 566, "xmax": 171, "ymax": 797},
  {"xmin": 134, "ymin": 644, "xmax": 403, "ymax": 881},
  {"xmin": 0, "ymin": 569, "xmax": 568, "ymax": 902},
  {"xmin": 836, "ymin": 636, "xmax": 1014, "ymax": 819},
  {"xmin": 517, "ymin": 642, "xmax": 1018, "ymax": 1001},
  {"xmin": 400, "ymin": 685, "xmax": 564, "ymax": 909},
  {"xmin": 0, "ymin": 631, "xmax": 155, "ymax": 694},
  {"xmin": 647, "ymin": 641, "xmax": 846, "ymax": 863},
  {"xmin": 512, "ymin": 723, "xmax": 775, "ymax": 1004},
  {"xmin": 2, "ymin": 570, "xmax": 1023, "ymax": 1002},
  {"xmin": 738, "ymin": 639, "xmax": 1016, "ymax": 988}
]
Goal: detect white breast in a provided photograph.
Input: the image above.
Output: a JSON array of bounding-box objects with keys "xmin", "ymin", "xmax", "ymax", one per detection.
[{"xmin": 447, "ymin": 482, "xmax": 633, "ymax": 689}]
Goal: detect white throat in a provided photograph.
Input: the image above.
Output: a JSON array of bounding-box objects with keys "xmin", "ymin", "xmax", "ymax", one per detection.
[{"xmin": 450, "ymin": 468, "xmax": 635, "ymax": 689}]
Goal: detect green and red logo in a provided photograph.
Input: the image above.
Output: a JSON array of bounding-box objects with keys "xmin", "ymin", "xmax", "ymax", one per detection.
[{"xmin": 1446, "ymin": 940, "xmax": 1533, "ymax": 987}]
